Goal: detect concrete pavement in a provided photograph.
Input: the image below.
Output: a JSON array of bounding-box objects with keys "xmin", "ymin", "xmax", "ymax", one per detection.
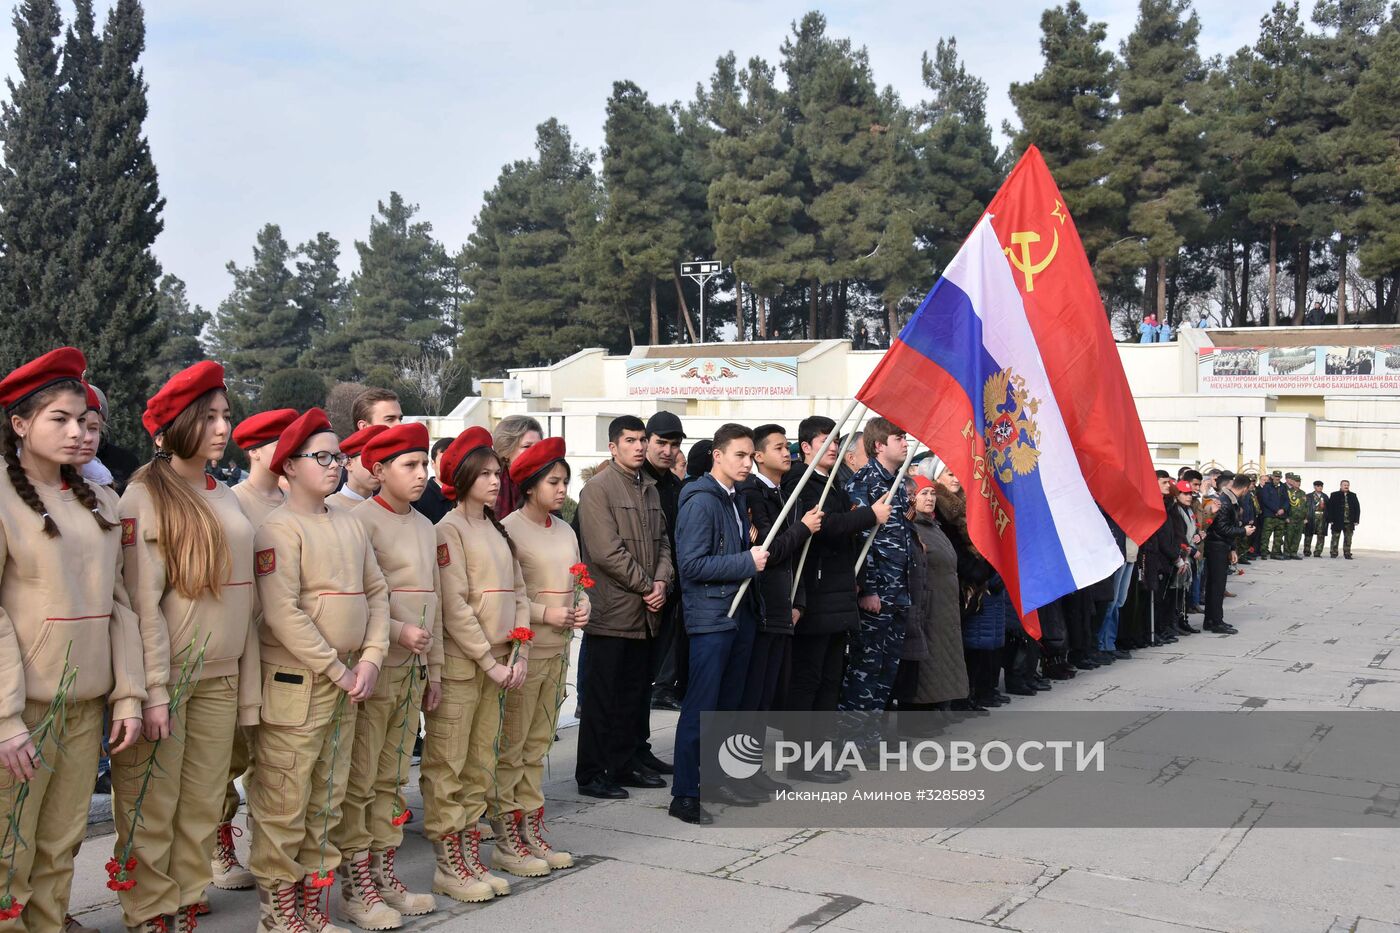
[{"xmin": 65, "ymin": 550, "xmax": 1400, "ymax": 932}]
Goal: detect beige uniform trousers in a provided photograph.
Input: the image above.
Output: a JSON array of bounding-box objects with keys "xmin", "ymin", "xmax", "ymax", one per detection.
[
  {"xmin": 0, "ymin": 698, "xmax": 104, "ymax": 933},
  {"xmin": 248, "ymin": 665, "xmax": 358, "ymax": 887},
  {"xmin": 419, "ymin": 653, "xmax": 504, "ymax": 840},
  {"xmin": 331, "ymin": 662, "xmax": 421, "ymax": 855},
  {"xmin": 490, "ymin": 654, "xmax": 567, "ymax": 815},
  {"xmin": 112, "ymin": 676, "xmax": 238, "ymax": 924}
]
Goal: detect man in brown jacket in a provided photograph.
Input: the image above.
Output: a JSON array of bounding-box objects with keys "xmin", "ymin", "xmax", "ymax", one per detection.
[{"xmin": 574, "ymin": 415, "xmax": 674, "ymax": 799}]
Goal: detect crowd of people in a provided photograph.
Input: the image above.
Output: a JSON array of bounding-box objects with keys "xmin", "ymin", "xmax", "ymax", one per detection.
[{"xmin": 0, "ymin": 345, "xmax": 1367, "ymax": 933}]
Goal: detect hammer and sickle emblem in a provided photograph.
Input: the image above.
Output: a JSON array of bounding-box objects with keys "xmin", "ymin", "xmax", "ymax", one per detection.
[{"xmin": 1004, "ymin": 228, "xmax": 1059, "ymax": 292}]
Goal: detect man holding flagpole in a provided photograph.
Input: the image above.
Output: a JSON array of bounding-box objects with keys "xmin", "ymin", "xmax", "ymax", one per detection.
[{"xmin": 840, "ymin": 418, "xmax": 916, "ymax": 714}]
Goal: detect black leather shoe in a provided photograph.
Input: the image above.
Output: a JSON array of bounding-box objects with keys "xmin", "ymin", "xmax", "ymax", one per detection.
[
  {"xmin": 577, "ymin": 778, "xmax": 628, "ymax": 799},
  {"xmin": 1204, "ymin": 621, "xmax": 1238, "ymax": 635},
  {"xmin": 951, "ymin": 698, "xmax": 990, "ymax": 712},
  {"xmin": 745, "ymin": 772, "xmax": 792, "ymax": 795},
  {"xmin": 1006, "ymin": 681, "xmax": 1037, "ymax": 696},
  {"xmin": 1176, "ymin": 620, "xmax": 1200, "ymax": 635},
  {"xmin": 1345, "ymin": 554, "xmax": 1354, "ymax": 560},
  {"xmin": 1112, "ymin": 649, "xmax": 1132, "ymax": 661},
  {"xmin": 650, "ymin": 690, "xmax": 682, "ymax": 712},
  {"xmin": 637, "ymin": 751, "xmax": 675, "ymax": 775},
  {"xmin": 1072, "ymin": 657, "xmax": 1099, "ymax": 670},
  {"xmin": 796, "ymin": 769, "xmax": 848, "ymax": 784},
  {"xmin": 615, "ymin": 768, "xmax": 666, "ymax": 789},
  {"xmin": 1033, "ymin": 677, "xmax": 1053, "ymax": 690},
  {"xmin": 669, "ymin": 796, "xmax": 713, "ymax": 824},
  {"xmin": 1092, "ymin": 651, "xmax": 1116, "ymax": 665}
]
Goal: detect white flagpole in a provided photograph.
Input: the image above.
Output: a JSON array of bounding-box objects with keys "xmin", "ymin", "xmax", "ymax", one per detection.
[
  {"xmin": 789, "ymin": 405, "xmax": 867, "ymax": 602},
  {"xmin": 727, "ymin": 396, "xmax": 862, "ymax": 618},
  {"xmin": 852, "ymin": 439, "xmax": 921, "ymax": 574}
]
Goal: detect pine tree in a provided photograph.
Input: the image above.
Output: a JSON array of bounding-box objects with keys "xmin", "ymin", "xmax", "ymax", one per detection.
[
  {"xmin": 145, "ymin": 273, "xmax": 208, "ymax": 385},
  {"xmin": 210, "ymin": 223, "xmax": 302, "ymax": 399},
  {"xmin": 595, "ymin": 81, "xmax": 690, "ymax": 345},
  {"xmin": 1103, "ymin": 0, "xmax": 1209, "ymax": 321},
  {"xmin": 293, "ymin": 232, "xmax": 345, "ymax": 340},
  {"xmin": 0, "ymin": 0, "xmax": 73, "ymax": 373},
  {"xmin": 459, "ymin": 119, "xmax": 602, "ymax": 373},
  {"xmin": 67, "ymin": 0, "xmax": 165, "ymax": 444},
  {"xmin": 340, "ymin": 192, "xmax": 452, "ymax": 387},
  {"xmin": 1006, "ymin": 2, "xmax": 1123, "ymax": 275}
]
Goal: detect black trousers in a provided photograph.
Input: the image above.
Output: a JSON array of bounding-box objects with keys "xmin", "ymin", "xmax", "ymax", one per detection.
[
  {"xmin": 787, "ymin": 632, "xmax": 847, "ymax": 712},
  {"xmin": 740, "ymin": 630, "xmax": 791, "ymax": 712},
  {"xmin": 575, "ymin": 632, "xmax": 653, "ymax": 785},
  {"xmin": 1203, "ymin": 541, "xmax": 1230, "ymax": 625}
]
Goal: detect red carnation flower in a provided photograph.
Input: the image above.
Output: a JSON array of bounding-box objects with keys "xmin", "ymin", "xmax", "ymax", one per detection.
[
  {"xmin": 569, "ymin": 563, "xmax": 587, "ymax": 576},
  {"xmin": 308, "ymin": 870, "xmax": 335, "ymax": 889},
  {"xmin": 507, "ymin": 627, "xmax": 534, "ymax": 643},
  {"xmin": 391, "ymin": 806, "xmax": 413, "ymax": 827},
  {"xmin": 0, "ymin": 895, "xmax": 23, "ymax": 920}
]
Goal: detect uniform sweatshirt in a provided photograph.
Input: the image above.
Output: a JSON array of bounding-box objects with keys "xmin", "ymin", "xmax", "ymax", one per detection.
[
  {"xmin": 233, "ymin": 480, "xmax": 285, "ymax": 531},
  {"xmin": 501, "ymin": 510, "xmax": 588, "ymax": 660},
  {"xmin": 253, "ymin": 506, "xmax": 390, "ymax": 684},
  {"xmin": 119, "ymin": 478, "xmax": 260, "ymax": 724},
  {"xmin": 435, "ymin": 508, "xmax": 530, "ymax": 673},
  {"xmin": 0, "ymin": 472, "xmax": 146, "ymax": 742},
  {"xmin": 326, "ymin": 487, "xmax": 367, "ymax": 513},
  {"xmin": 353, "ymin": 495, "xmax": 445, "ymax": 682}
]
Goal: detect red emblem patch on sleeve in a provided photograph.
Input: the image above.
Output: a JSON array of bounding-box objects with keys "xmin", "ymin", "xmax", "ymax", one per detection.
[
  {"xmin": 437, "ymin": 543, "xmax": 450, "ymax": 567},
  {"xmin": 255, "ymin": 548, "xmax": 277, "ymax": 576},
  {"xmin": 120, "ymin": 517, "xmax": 136, "ymax": 547}
]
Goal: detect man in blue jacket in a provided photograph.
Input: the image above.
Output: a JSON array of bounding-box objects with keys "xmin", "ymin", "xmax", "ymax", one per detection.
[
  {"xmin": 1258, "ymin": 470, "xmax": 1288, "ymax": 558},
  {"xmin": 669, "ymin": 423, "xmax": 769, "ymax": 825}
]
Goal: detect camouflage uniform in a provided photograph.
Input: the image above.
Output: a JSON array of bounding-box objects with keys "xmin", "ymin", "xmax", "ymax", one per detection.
[
  {"xmin": 1303, "ymin": 489, "xmax": 1328, "ymax": 557},
  {"xmin": 840, "ymin": 459, "xmax": 912, "ymax": 712},
  {"xmin": 1284, "ymin": 476, "xmax": 1308, "ymax": 557},
  {"xmin": 1259, "ymin": 472, "xmax": 1288, "ymax": 558}
]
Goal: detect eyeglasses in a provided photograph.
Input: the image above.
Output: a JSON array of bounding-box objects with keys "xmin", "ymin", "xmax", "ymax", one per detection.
[{"xmin": 292, "ymin": 451, "xmax": 350, "ymax": 469}]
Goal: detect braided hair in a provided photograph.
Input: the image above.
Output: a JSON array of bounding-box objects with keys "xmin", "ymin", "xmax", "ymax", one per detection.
[
  {"xmin": 451, "ymin": 446, "xmax": 516, "ymax": 557},
  {"xmin": 2, "ymin": 380, "xmax": 115, "ymax": 537}
]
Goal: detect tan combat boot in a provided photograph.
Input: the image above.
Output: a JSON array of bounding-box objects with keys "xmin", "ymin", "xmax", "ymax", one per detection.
[
  {"xmin": 489, "ymin": 810, "xmax": 550, "ymax": 877},
  {"xmin": 521, "ymin": 806, "xmax": 574, "ymax": 869},
  {"xmin": 370, "ymin": 849, "xmax": 435, "ymax": 916},
  {"xmin": 125, "ymin": 917, "xmax": 170, "ymax": 933},
  {"xmin": 299, "ymin": 878, "xmax": 352, "ymax": 933},
  {"xmin": 257, "ymin": 882, "xmax": 309, "ymax": 933},
  {"xmin": 211, "ymin": 821, "xmax": 255, "ymax": 890},
  {"xmin": 174, "ymin": 905, "xmax": 202, "ymax": 933},
  {"xmin": 336, "ymin": 852, "xmax": 402, "ymax": 931},
  {"xmin": 461, "ymin": 827, "xmax": 511, "ymax": 895},
  {"xmin": 430, "ymin": 835, "xmax": 494, "ymax": 903}
]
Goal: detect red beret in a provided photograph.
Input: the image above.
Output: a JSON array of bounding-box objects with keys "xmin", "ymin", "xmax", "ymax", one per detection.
[
  {"xmin": 509, "ymin": 436, "xmax": 566, "ymax": 486},
  {"xmin": 362, "ymin": 422, "xmax": 430, "ymax": 472},
  {"xmin": 143, "ymin": 360, "xmax": 226, "ymax": 437},
  {"xmin": 233, "ymin": 408, "xmax": 299, "ymax": 451},
  {"xmin": 341, "ymin": 424, "xmax": 388, "ymax": 459},
  {"xmin": 269, "ymin": 407, "xmax": 335, "ymax": 476},
  {"xmin": 84, "ymin": 383, "xmax": 102, "ymax": 413},
  {"xmin": 912, "ymin": 474, "xmax": 936, "ymax": 493},
  {"xmin": 438, "ymin": 426, "xmax": 494, "ymax": 501},
  {"xmin": 0, "ymin": 347, "xmax": 87, "ymax": 410}
]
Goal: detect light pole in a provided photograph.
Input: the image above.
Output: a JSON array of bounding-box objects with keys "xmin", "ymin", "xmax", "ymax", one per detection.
[{"xmin": 680, "ymin": 260, "xmax": 721, "ymax": 343}]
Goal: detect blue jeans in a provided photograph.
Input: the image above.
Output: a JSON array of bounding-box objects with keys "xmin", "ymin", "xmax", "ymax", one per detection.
[
  {"xmin": 672, "ymin": 615, "xmax": 757, "ymax": 799},
  {"xmin": 1098, "ymin": 561, "xmax": 1133, "ymax": 651}
]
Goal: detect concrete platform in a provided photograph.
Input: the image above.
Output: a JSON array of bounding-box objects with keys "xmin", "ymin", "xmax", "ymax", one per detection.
[{"xmin": 64, "ymin": 551, "xmax": 1400, "ymax": 931}]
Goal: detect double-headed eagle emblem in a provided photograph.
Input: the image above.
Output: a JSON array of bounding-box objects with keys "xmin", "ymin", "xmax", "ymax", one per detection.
[{"xmin": 982, "ymin": 368, "xmax": 1042, "ymax": 483}]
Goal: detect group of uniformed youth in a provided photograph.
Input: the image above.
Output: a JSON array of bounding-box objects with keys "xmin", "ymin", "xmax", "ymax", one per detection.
[{"xmin": 0, "ymin": 349, "xmax": 587, "ymax": 933}]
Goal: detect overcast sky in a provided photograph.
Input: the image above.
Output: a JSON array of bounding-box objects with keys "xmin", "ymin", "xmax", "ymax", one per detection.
[{"xmin": 1, "ymin": 1, "xmax": 1313, "ymax": 313}]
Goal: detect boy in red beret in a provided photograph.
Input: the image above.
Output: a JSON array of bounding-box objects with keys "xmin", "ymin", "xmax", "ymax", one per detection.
[
  {"xmin": 248, "ymin": 409, "xmax": 391, "ymax": 933},
  {"xmin": 331, "ymin": 424, "xmax": 442, "ymax": 923}
]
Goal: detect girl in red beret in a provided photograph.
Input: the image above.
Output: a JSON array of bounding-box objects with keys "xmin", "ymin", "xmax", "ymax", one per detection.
[
  {"xmin": 498, "ymin": 438, "xmax": 589, "ymax": 871},
  {"xmin": 113, "ymin": 361, "xmax": 260, "ymax": 933},
  {"xmin": 329, "ymin": 424, "xmax": 441, "ymax": 923},
  {"xmin": 422, "ymin": 428, "xmax": 536, "ymax": 902},
  {"xmin": 0, "ymin": 348, "xmax": 146, "ymax": 932}
]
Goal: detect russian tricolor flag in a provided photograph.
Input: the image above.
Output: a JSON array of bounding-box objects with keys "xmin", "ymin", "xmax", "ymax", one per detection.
[{"xmin": 857, "ymin": 216, "xmax": 1122, "ymax": 618}]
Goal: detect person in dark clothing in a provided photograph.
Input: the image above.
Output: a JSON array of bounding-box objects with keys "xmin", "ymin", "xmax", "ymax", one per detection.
[
  {"xmin": 669, "ymin": 424, "xmax": 768, "ymax": 824},
  {"xmin": 412, "ymin": 436, "xmax": 454, "ymax": 524},
  {"xmin": 1204, "ymin": 475, "xmax": 1252, "ymax": 633},
  {"xmin": 783, "ymin": 418, "xmax": 886, "ymax": 764},
  {"xmin": 738, "ymin": 425, "xmax": 822, "ymax": 723},
  {"xmin": 1326, "ymin": 480, "xmax": 1361, "ymax": 558},
  {"xmin": 643, "ymin": 411, "xmax": 687, "ymax": 711},
  {"xmin": 683, "ymin": 439, "xmax": 713, "ymax": 487}
]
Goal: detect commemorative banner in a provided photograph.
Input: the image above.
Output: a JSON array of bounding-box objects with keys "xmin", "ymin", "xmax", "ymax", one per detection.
[
  {"xmin": 1198, "ymin": 345, "xmax": 1400, "ymax": 393},
  {"xmin": 625, "ymin": 356, "xmax": 798, "ymax": 398}
]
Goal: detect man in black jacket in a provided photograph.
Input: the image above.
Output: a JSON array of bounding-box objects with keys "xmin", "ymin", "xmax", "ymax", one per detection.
[
  {"xmin": 740, "ymin": 425, "xmax": 822, "ymax": 713},
  {"xmin": 412, "ymin": 436, "xmax": 454, "ymax": 524},
  {"xmin": 1204, "ymin": 474, "xmax": 1254, "ymax": 634},
  {"xmin": 644, "ymin": 411, "xmax": 687, "ymax": 711},
  {"xmin": 1326, "ymin": 480, "xmax": 1360, "ymax": 559},
  {"xmin": 783, "ymin": 417, "xmax": 889, "ymax": 768}
]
